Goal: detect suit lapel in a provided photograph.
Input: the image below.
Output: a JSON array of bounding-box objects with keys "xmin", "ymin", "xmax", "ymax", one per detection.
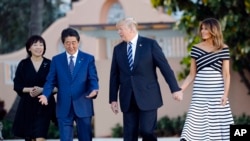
[
  {"xmin": 119, "ymin": 42, "xmax": 131, "ymax": 70},
  {"xmin": 132, "ymin": 36, "xmax": 143, "ymax": 71}
]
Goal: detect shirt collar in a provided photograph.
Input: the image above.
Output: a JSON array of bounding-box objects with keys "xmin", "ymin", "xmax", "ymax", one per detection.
[
  {"xmin": 66, "ymin": 50, "xmax": 78, "ymax": 59},
  {"xmin": 129, "ymin": 33, "xmax": 139, "ymax": 46}
]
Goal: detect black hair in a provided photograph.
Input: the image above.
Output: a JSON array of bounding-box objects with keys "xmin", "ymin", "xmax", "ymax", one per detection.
[
  {"xmin": 61, "ymin": 28, "xmax": 80, "ymax": 43},
  {"xmin": 25, "ymin": 35, "xmax": 46, "ymax": 57}
]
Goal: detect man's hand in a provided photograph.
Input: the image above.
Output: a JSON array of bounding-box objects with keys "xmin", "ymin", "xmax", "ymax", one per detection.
[
  {"xmin": 172, "ymin": 90, "xmax": 183, "ymax": 101},
  {"xmin": 86, "ymin": 90, "xmax": 98, "ymax": 98},
  {"xmin": 38, "ymin": 95, "xmax": 48, "ymax": 105},
  {"xmin": 111, "ymin": 101, "xmax": 119, "ymax": 114}
]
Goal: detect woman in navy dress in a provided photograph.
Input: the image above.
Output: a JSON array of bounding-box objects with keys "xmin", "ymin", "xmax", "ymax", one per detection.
[{"xmin": 12, "ymin": 35, "xmax": 56, "ymax": 141}]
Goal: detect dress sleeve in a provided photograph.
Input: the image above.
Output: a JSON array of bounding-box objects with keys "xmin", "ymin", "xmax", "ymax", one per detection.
[
  {"xmin": 190, "ymin": 46, "xmax": 198, "ymax": 59},
  {"xmin": 220, "ymin": 47, "xmax": 230, "ymax": 60},
  {"xmin": 13, "ymin": 60, "xmax": 26, "ymax": 96}
]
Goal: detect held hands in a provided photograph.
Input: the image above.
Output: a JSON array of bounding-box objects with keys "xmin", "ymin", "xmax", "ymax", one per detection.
[
  {"xmin": 38, "ymin": 95, "xmax": 48, "ymax": 105},
  {"xmin": 172, "ymin": 90, "xmax": 183, "ymax": 101},
  {"xmin": 111, "ymin": 101, "xmax": 119, "ymax": 114},
  {"xmin": 30, "ymin": 86, "xmax": 43, "ymax": 97},
  {"xmin": 86, "ymin": 90, "xmax": 98, "ymax": 98}
]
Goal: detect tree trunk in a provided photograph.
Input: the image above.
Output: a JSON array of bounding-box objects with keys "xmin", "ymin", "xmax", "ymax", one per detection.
[{"xmin": 29, "ymin": 0, "xmax": 44, "ymax": 36}]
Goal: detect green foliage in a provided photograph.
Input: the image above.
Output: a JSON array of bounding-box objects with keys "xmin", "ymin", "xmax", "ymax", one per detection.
[
  {"xmin": 111, "ymin": 114, "xmax": 186, "ymax": 137},
  {"xmin": 47, "ymin": 122, "xmax": 60, "ymax": 139},
  {"xmin": 156, "ymin": 116, "xmax": 174, "ymax": 136},
  {"xmin": 111, "ymin": 123, "xmax": 123, "ymax": 138},
  {"xmin": 0, "ymin": 0, "xmax": 61, "ymax": 54},
  {"xmin": 151, "ymin": 0, "xmax": 165, "ymax": 8},
  {"xmin": 234, "ymin": 113, "xmax": 250, "ymax": 125},
  {"xmin": 0, "ymin": 0, "xmax": 30, "ymax": 54},
  {"xmin": 2, "ymin": 113, "xmax": 250, "ymax": 139},
  {"xmin": 155, "ymin": 114, "xmax": 186, "ymax": 137},
  {"xmin": 1, "ymin": 119, "xmax": 15, "ymax": 139},
  {"xmin": 151, "ymin": 0, "xmax": 250, "ymax": 94},
  {"xmin": 110, "ymin": 113, "xmax": 250, "ymax": 138}
]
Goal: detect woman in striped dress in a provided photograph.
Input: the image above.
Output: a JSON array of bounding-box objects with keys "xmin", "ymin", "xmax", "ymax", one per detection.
[{"xmin": 180, "ymin": 18, "xmax": 234, "ymax": 141}]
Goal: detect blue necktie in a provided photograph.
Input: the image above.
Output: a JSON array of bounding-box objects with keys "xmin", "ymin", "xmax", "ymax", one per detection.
[
  {"xmin": 69, "ymin": 56, "xmax": 74, "ymax": 75},
  {"xmin": 127, "ymin": 42, "xmax": 133, "ymax": 71}
]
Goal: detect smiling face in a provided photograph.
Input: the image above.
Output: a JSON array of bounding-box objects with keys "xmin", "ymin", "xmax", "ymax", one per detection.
[
  {"xmin": 198, "ymin": 18, "xmax": 224, "ymax": 50},
  {"xmin": 63, "ymin": 36, "xmax": 79, "ymax": 55},
  {"xmin": 25, "ymin": 35, "xmax": 46, "ymax": 57},
  {"xmin": 61, "ymin": 28, "xmax": 80, "ymax": 55},
  {"xmin": 29, "ymin": 41, "xmax": 45, "ymax": 57},
  {"xmin": 200, "ymin": 24, "xmax": 212, "ymax": 40},
  {"xmin": 199, "ymin": 18, "xmax": 222, "ymax": 42}
]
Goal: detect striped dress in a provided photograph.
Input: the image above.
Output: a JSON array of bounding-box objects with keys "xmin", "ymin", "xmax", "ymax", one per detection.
[{"xmin": 180, "ymin": 46, "xmax": 234, "ymax": 141}]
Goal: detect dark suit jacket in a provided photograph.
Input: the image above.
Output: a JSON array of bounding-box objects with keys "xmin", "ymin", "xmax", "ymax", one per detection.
[
  {"xmin": 43, "ymin": 50, "xmax": 99, "ymax": 118},
  {"xmin": 109, "ymin": 36, "xmax": 181, "ymax": 112}
]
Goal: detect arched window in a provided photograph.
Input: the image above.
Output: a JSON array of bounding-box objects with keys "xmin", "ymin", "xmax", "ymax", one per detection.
[{"xmin": 107, "ymin": 2, "xmax": 125, "ymax": 24}]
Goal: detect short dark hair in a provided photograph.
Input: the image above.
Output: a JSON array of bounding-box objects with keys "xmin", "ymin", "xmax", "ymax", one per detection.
[
  {"xmin": 61, "ymin": 28, "xmax": 80, "ymax": 43},
  {"xmin": 25, "ymin": 35, "xmax": 46, "ymax": 57}
]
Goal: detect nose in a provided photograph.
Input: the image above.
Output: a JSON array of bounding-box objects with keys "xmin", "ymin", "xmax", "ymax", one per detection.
[
  {"xmin": 68, "ymin": 43, "xmax": 74, "ymax": 47},
  {"xmin": 35, "ymin": 45, "xmax": 44, "ymax": 49}
]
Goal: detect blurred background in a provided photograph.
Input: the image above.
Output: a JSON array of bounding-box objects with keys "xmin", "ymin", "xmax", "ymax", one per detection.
[{"xmin": 0, "ymin": 0, "xmax": 250, "ymax": 139}]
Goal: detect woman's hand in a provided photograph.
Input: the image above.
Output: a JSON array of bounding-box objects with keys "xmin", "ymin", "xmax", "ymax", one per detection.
[
  {"xmin": 221, "ymin": 95, "xmax": 228, "ymax": 106},
  {"xmin": 30, "ymin": 86, "xmax": 43, "ymax": 97}
]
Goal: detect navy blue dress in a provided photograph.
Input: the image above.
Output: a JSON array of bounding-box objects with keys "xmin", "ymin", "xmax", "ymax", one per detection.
[{"xmin": 12, "ymin": 57, "xmax": 56, "ymax": 139}]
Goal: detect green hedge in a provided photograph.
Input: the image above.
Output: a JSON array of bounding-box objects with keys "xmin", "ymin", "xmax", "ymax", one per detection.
[
  {"xmin": 1, "ymin": 113, "xmax": 250, "ymax": 139},
  {"xmin": 155, "ymin": 113, "xmax": 186, "ymax": 137},
  {"xmin": 111, "ymin": 113, "xmax": 250, "ymax": 137}
]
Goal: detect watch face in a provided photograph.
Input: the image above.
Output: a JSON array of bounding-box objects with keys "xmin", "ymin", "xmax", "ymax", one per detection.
[{"xmin": 107, "ymin": 2, "xmax": 125, "ymax": 24}]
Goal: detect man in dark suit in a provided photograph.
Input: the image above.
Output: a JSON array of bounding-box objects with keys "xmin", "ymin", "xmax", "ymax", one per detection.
[
  {"xmin": 109, "ymin": 18, "xmax": 183, "ymax": 141},
  {"xmin": 38, "ymin": 28, "xmax": 99, "ymax": 141}
]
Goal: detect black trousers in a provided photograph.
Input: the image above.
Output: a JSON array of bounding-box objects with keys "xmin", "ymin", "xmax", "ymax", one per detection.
[{"xmin": 123, "ymin": 94, "xmax": 157, "ymax": 141}]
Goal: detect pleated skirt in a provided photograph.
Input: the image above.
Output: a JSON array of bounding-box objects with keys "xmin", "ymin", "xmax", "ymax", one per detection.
[{"xmin": 180, "ymin": 67, "xmax": 234, "ymax": 141}]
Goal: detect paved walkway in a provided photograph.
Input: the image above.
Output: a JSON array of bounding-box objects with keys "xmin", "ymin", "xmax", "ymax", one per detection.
[{"xmin": 4, "ymin": 137, "xmax": 180, "ymax": 141}]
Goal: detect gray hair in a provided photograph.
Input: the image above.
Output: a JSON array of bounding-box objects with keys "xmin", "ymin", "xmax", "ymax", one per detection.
[{"xmin": 116, "ymin": 17, "xmax": 138, "ymax": 31}]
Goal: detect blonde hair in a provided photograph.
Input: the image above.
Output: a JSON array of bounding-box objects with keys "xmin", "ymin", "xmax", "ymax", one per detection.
[
  {"xmin": 116, "ymin": 17, "xmax": 138, "ymax": 32},
  {"xmin": 198, "ymin": 18, "xmax": 224, "ymax": 50}
]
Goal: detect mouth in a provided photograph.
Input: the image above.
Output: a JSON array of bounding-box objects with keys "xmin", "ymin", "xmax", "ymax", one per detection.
[{"xmin": 34, "ymin": 50, "xmax": 43, "ymax": 54}]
